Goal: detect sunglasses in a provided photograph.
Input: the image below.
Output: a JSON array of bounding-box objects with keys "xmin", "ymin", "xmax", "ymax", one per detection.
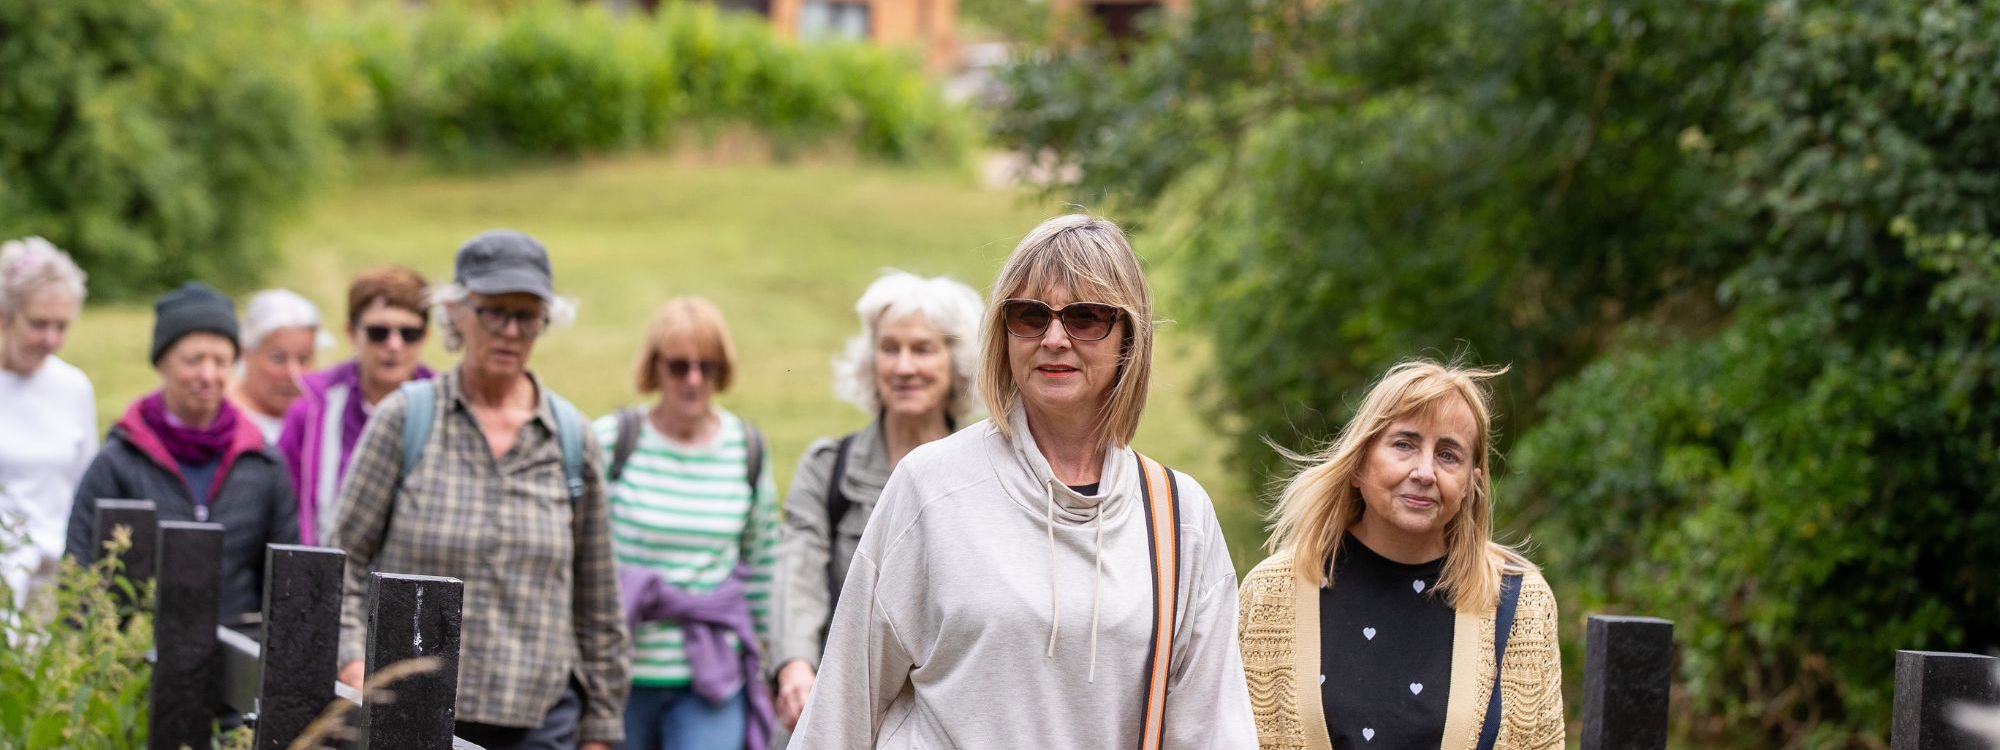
[
  {"xmin": 472, "ymin": 305, "xmax": 548, "ymax": 338},
  {"xmin": 662, "ymin": 359, "xmax": 724, "ymax": 380},
  {"xmin": 362, "ymin": 325, "xmax": 427, "ymax": 345},
  {"xmin": 1000, "ymin": 298, "xmax": 1122, "ymax": 342}
]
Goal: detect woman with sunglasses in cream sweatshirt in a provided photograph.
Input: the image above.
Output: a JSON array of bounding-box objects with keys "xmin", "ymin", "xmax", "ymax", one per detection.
[{"xmin": 790, "ymin": 214, "xmax": 1257, "ymax": 749}]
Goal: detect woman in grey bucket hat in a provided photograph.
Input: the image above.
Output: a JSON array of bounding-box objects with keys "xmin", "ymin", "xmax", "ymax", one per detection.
[{"xmin": 329, "ymin": 230, "xmax": 629, "ymax": 750}]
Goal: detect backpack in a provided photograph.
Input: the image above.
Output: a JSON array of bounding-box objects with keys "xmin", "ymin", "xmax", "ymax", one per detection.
[
  {"xmin": 604, "ymin": 406, "xmax": 764, "ymax": 498},
  {"xmin": 396, "ymin": 379, "xmax": 589, "ymax": 502}
]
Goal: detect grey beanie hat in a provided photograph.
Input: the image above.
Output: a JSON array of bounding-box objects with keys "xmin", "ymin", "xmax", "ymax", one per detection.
[{"xmin": 151, "ymin": 282, "xmax": 239, "ymax": 364}]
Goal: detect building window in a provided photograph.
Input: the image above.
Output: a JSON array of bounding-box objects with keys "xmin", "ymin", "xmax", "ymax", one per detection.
[{"xmin": 799, "ymin": 0, "xmax": 870, "ymax": 42}]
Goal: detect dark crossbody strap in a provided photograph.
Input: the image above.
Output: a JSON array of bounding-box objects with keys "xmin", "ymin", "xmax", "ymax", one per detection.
[
  {"xmin": 1134, "ymin": 453, "xmax": 1181, "ymax": 750},
  {"xmin": 822, "ymin": 432, "xmax": 858, "ymax": 618},
  {"xmin": 1475, "ymin": 573, "xmax": 1526, "ymax": 750}
]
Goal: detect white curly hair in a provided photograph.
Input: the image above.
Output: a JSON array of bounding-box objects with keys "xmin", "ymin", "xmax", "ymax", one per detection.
[
  {"xmin": 240, "ymin": 289, "xmax": 335, "ymax": 351},
  {"xmin": 832, "ymin": 270, "xmax": 985, "ymax": 420},
  {"xmin": 0, "ymin": 236, "xmax": 87, "ymax": 316}
]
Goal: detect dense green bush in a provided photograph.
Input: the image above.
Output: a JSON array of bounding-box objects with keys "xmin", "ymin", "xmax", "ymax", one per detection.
[
  {"xmin": 0, "ymin": 0, "xmax": 329, "ymax": 299},
  {"xmin": 995, "ymin": 0, "xmax": 2000, "ymax": 745},
  {"xmin": 309, "ymin": 1, "xmax": 972, "ymax": 163}
]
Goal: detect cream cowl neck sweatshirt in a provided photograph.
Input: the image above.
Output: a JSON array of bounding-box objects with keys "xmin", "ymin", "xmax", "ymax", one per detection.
[{"xmin": 790, "ymin": 404, "xmax": 1258, "ymax": 749}]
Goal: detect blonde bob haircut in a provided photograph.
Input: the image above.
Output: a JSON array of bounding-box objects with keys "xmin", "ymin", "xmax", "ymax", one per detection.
[
  {"xmin": 1263, "ymin": 359, "xmax": 1533, "ymax": 613},
  {"xmin": 978, "ymin": 213, "xmax": 1154, "ymax": 448},
  {"xmin": 634, "ymin": 296, "xmax": 738, "ymax": 393}
]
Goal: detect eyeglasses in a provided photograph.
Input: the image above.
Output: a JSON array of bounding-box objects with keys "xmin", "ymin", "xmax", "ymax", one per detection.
[
  {"xmin": 662, "ymin": 359, "xmax": 723, "ymax": 380},
  {"xmin": 362, "ymin": 325, "xmax": 428, "ymax": 345},
  {"xmin": 472, "ymin": 306, "xmax": 548, "ymax": 338},
  {"xmin": 999, "ymin": 299, "xmax": 1122, "ymax": 342}
]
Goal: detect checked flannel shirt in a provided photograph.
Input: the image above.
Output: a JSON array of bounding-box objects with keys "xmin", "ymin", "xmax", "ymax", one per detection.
[{"xmin": 330, "ymin": 369, "xmax": 630, "ymax": 742}]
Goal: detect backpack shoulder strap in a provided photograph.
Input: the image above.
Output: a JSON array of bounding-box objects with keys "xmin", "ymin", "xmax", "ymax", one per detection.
[
  {"xmin": 741, "ymin": 418, "xmax": 765, "ymax": 497},
  {"xmin": 1133, "ymin": 451, "xmax": 1181, "ymax": 750},
  {"xmin": 823, "ymin": 432, "xmax": 859, "ymax": 612},
  {"xmin": 1475, "ymin": 573, "xmax": 1526, "ymax": 750},
  {"xmin": 398, "ymin": 379, "xmax": 438, "ymax": 483},
  {"xmin": 544, "ymin": 390, "xmax": 588, "ymax": 502},
  {"xmin": 608, "ymin": 406, "xmax": 643, "ymax": 483}
]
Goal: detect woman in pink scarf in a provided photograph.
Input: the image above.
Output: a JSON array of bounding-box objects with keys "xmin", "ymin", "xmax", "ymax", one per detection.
[{"xmin": 65, "ymin": 282, "xmax": 299, "ymax": 625}]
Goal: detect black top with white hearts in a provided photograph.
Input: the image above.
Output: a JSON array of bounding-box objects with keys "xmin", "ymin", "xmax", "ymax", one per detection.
[{"xmin": 1319, "ymin": 533, "xmax": 1453, "ymax": 749}]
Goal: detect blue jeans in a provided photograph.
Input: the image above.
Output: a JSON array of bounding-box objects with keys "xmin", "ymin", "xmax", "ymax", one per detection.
[{"xmin": 620, "ymin": 684, "xmax": 747, "ymax": 750}]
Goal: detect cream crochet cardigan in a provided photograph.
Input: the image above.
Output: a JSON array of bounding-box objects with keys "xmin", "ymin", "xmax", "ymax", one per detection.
[{"xmin": 1236, "ymin": 554, "xmax": 1566, "ymax": 750}]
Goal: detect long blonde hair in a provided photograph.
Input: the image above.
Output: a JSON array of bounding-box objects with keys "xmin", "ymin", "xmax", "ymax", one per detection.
[
  {"xmin": 978, "ymin": 214, "xmax": 1155, "ymax": 448},
  {"xmin": 1264, "ymin": 359, "xmax": 1532, "ymax": 612}
]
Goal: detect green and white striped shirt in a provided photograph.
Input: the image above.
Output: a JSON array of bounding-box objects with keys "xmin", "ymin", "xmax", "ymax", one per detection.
[{"xmin": 594, "ymin": 408, "xmax": 779, "ymax": 688}]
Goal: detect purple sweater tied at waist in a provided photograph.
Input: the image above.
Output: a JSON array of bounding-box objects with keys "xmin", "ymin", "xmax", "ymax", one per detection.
[{"xmin": 619, "ymin": 562, "xmax": 774, "ymax": 750}]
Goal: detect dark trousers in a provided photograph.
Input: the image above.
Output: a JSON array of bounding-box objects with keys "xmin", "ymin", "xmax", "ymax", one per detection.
[{"xmin": 455, "ymin": 680, "xmax": 584, "ymax": 750}]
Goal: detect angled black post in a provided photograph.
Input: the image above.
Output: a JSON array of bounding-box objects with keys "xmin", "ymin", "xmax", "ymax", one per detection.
[
  {"xmin": 1581, "ymin": 615, "xmax": 1674, "ymax": 750},
  {"xmin": 149, "ymin": 521, "xmax": 225, "ymax": 750},
  {"xmin": 92, "ymin": 499, "xmax": 158, "ymax": 603},
  {"xmin": 365, "ymin": 572, "xmax": 464, "ymax": 749},
  {"xmin": 253, "ymin": 544, "xmax": 347, "ymax": 750},
  {"xmin": 1893, "ymin": 650, "xmax": 1999, "ymax": 750}
]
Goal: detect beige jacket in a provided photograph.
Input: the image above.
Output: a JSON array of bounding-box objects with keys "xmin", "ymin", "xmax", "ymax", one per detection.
[{"xmin": 1236, "ymin": 553, "xmax": 1564, "ymax": 750}]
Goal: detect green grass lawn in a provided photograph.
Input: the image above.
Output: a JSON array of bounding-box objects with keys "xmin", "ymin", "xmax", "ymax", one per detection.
[{"xmin": 59, "ymin": 153, "xmax": 1272, "ymax": 573}]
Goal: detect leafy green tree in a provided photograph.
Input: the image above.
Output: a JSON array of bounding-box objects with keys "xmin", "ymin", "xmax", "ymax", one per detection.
[
  {"xmin": 995, "ymin": 0, "xmax": 1760, "ymax": 471},
  {"xmin": 995, "ymin": 0, "xmax": 2000, "ymax": 744},
  {"xmin": 0, "ymin": 0, "xmax": 328, "ymax": 299}
]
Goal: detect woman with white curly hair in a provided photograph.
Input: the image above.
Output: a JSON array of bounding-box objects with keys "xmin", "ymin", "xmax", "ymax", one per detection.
[
  {"xmin": 227, "ymin": 289, "xmax": 331, "ymax": 444},
  {"xmin": 769, "ymin": 270, "xmax": 984, "ymax": 733},
  {"xmin": 0, "ymin": 236, "xmax": 93, "ymax": 608}
]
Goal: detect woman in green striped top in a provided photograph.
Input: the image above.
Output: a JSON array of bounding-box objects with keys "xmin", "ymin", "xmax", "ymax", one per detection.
[{"xmin": 596, "ymin": 296, "xmax": 778, "ymax": 750}]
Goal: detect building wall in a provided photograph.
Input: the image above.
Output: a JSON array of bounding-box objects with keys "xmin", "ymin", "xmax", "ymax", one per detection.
[{"xmin": 768, "ymin": 0, "xmax": 958, "ymax": 73}]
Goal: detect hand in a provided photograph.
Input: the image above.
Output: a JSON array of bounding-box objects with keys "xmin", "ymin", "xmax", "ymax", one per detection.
[
  {"xmin": 776, "ymin": 660, "xmax": 817, "ymax": 731},
  {"xmin": 580, "ymin": 743, "xmax": 611, "ymax": 750},
  {"xmin": 338, "ymin": 660, "xmax": 364, "ymax": 691}
]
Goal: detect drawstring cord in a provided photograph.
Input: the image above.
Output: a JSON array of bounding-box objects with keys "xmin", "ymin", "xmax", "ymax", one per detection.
[
  {"xmin": 1088, "ymin": 505, "xmax": 1103, "ymax": 684},
  {"xmin": 1045, "ymin": 480, "xmax": 1108, "ymax": 684},
  {"xmin": 1046, "ymin": 483, "xmax": 1060, "ymax": 658}
]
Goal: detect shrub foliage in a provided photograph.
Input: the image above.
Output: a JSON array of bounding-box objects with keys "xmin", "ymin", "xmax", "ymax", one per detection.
[
  {"xmin": 0, "ymin": 0, "xmax": 327, "ymax": 299},
  {"xmin": 309, "ymin": 1, "xmax": 973, "ymax": 162},
  {"xmin": 993, "ymin": 0, "xmax": 2000, "ymax": 745},
  {"xmin": 2, "ymin": 0, "xmax": 970, "ymax": 298},
  {"xmin": 0, "ymin": 528, "xmax": 154, "ymax": 749}
]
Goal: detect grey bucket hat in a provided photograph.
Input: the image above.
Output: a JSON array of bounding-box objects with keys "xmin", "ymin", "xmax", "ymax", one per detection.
[{"xmin": 453, "ymin": 230, "xmax": 554, "ymax": 301}]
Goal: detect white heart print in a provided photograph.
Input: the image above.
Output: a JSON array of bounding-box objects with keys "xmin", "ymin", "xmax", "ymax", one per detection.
[
  {"xmin": 1319, "ymin": 674, "xmax": 1327, "ymax": 685},
  {"xmin": 1409, "ymin": 683, "xmax": 1424, "ymax": 695},
  {"xmin": 1413, "ymin": 579, "xmax": 1426, "ymax": 593},
  {"xmin": 1363, "ymin": 627, "xmax": 1376, "ymax": 640},
  {"xmin": 1362, "ymin": 728, "xmax": 1376, "ymax": 741}
]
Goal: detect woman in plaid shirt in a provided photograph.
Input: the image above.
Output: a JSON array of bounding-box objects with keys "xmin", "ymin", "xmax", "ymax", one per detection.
[{"xmin": 330, "ymin": 231, "xmax": 630, "ymax": 750}]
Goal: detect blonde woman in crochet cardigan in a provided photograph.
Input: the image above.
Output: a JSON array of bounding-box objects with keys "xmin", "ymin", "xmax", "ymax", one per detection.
[{"xmin": 1237, "ymin": 361, "xmax": 1564, "ymax": 750}]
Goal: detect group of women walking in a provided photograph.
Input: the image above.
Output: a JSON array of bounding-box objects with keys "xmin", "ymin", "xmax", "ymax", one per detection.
[{"xmin": 0, "ymin": 215, "xmax": 1564, "ymax": 749}]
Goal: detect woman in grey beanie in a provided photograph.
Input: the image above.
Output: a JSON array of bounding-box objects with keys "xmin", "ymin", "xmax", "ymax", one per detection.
[{"xmin": 66, "ymin": 281, "xmax": 299, "ymax": 627}]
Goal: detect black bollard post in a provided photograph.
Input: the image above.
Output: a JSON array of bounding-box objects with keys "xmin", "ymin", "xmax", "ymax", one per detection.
[
  {"xmin": 148, "ymin": 521, "xmax": 225, "ymax": 750},
  {"xmin": 1893, "ymin": 650, "xmax": 2000, "ymax": 750},
  {"xmin": 92, "ymin": 499, "xmax": 158, "ymax": 595},
  {"xmin": 253, "ymin": 544, "xmax": 348, "ymax": 750},
  {"xmin": 365, "ymin": 573, "xmax": 463, "ymax": 749},
  {"xmin": 1581, "ymin": 615, "xmax": 1674, "ymax": 750}
]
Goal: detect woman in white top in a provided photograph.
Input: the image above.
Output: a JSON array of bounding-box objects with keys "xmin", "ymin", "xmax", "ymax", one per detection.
[
  {"xmin": 0, "ymin": 237, "xmax": 95, "ymax": 609},
  {"xmin": 227, "ymin": 289, "xmax": 328, "ymax": 444}
]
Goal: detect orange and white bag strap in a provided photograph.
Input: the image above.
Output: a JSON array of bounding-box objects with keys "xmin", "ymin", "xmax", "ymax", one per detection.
[{"xmin": 1135, "ymin": 452, "xmax": 1182, "ymax": 750}]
